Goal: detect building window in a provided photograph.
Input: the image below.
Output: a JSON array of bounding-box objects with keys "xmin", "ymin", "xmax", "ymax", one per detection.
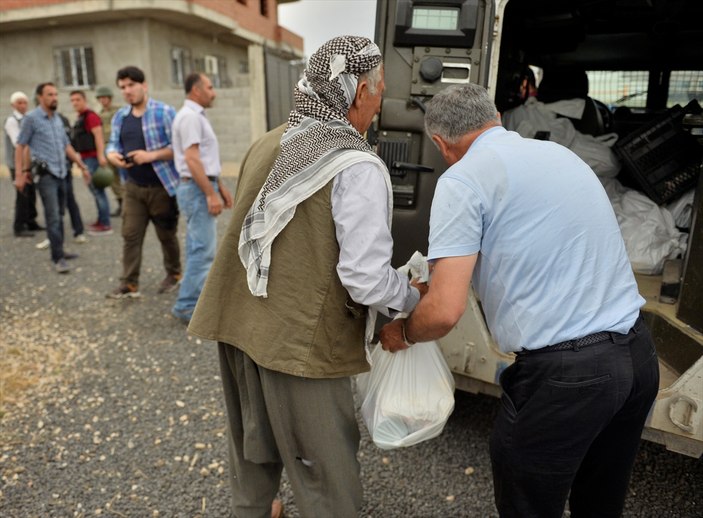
[
  {"xmin": 237, "ymin": 0, "xmax": 246, "ymax": 4},
  {"xmin": 195, "ymin": 55, "xmax": 233, "ymax": 88},
  {"xmin": 54, "ymin": 46, "xmax": 95, "ymax": 88},
  {"xmin": 260, "ymin": 0, "xmax": 269, "ymax": 17},
  {"xmin": 171, "ymin": 47, "xmax": 192, "ymax": 86}
]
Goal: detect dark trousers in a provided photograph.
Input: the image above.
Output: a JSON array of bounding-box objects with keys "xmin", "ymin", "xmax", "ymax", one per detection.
[
  {"xmin": 35, "ymin": 173, "xmax": 66, "ymax": 263},
  {"xmin": 121, "ymin": 181, "xmax": 180, "ymax": 286},
  {"xmin": 9, "ymin": 168, "xmax": 39, "ymax": 233},
  {"xmin": 490, "ymin": 316, "xmax": 659, "ymax": 518}
]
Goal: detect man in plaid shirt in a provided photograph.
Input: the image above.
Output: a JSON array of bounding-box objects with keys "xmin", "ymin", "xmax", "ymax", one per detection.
[{"xmin": 106, "ymin": 66, "xmax": 181, "ymax": 299}]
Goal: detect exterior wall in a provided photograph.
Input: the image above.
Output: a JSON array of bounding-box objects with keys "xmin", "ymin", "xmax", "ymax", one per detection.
[
  {"xmin": 143, "ymin": 19, "xmax": 252, "ymax": 160},
  {"xmin": 0, "ymin": 0, "xmax": 303, "ymax": 170},
  {"xmin": 0, "ymin": 18, "xmax": 253, "ymax": 166}
]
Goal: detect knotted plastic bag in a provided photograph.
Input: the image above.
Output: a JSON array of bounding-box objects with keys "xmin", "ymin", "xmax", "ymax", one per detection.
[{"xmin": 356, "ymin": 340, "xmax": 455, "ymax": 449}]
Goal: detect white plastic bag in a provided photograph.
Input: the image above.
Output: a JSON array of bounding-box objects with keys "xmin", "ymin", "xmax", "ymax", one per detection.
[{"xmin": 356, "ymin": 340, "xmax": 455, "ymax": 450}]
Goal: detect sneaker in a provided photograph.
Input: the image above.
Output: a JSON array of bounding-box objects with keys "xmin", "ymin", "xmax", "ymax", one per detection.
[
  {"xmin": 14, "ymin": 229, "xmax": 35, "ymax": 238},
  {"xmin": 63, "ymin": 252, "xmax": 79, "ymax": 260},
  {"xmin": 111, "ymin": 201, "xmax": 122, "ymax": 218},
  {"xmin": 74, "ymin": 234, "xmax": 88, "ymax": 244},
  {"xmin": 106, "ymin": 284, "xmax": 141, "ymax": 299},
  {"xmin": 157, "ymin": 273, "xmax": 182, "ymax": 294},
  {"xmin": 87, "ymin": 223, "xmax": 114, "ymax": 236},
  {"xmin": 36, "ymin": 238, "xmax": 50, "ymax": 250},
  {"xmin": 27, "ymin": 222, "xmax": 45, "ymax": 231},
  {"xmin": 54, "ymin": 258, "xmax": 70, "ymax": 274},
  {"xmin": 171, "ymin": 308, "xmax": 192, "ymax": 325}
]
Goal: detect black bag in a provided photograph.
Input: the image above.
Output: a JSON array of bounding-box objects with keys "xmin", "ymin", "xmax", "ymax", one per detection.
[
  {"xmin": 30, "ymin": 159, "xmax": 51, "ymax": 178},
  {"xmin": 71, "ymin": 110, "xmax": 96, "ymax": 153}
]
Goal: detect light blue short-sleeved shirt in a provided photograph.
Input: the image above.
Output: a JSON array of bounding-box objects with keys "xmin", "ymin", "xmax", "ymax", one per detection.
[
  {"xmin": 17, "ymin": 107, "xmax": 70, "ymax": 178},
  {"xmin": 428, "ymin": 126, "xmax": 643, "ymax": 353}
]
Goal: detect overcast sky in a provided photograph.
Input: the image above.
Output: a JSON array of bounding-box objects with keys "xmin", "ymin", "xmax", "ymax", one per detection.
[{"xmin": 278, "ymin": 0, "xmax": 378, "ymax": 58}]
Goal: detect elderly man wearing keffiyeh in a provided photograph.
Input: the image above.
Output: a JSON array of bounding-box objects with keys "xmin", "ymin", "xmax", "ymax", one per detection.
[{"xmin": 188, "ymin": 36, "xmax": 421, "ymax": 517}]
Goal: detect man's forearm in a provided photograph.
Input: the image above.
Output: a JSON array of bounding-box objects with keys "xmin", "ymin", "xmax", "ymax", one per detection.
[
  {"xmin": 66, "ymin": 145, "xmax": 84, "ymax": 165},
  {"xmin": 150, "ymin": 147, "xmax": 173, "ymax": 162},
  {"xmin": 186, "ymin": 154, "xmax": 215, "ymax": 196},
  {"xmin": 15, "ymin": 144, "xmax": 28, "ymax": 173}
]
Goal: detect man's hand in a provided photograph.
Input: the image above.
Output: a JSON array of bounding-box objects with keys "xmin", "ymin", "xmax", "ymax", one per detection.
[
  {"xmin": 411, "ymin": 278, "xmax": 429, "ymax": 298},
  {"xmin": 206, "ymin": 192, "xmax": 223, "ymax": 216},
  {"xmin": 127, "ymin": 149, "xmax": 153, "ymax": 165},
  {"xmin": 220, "ymin": 183, "xmax": 234, "ymax": 209},
  {"xmin": 14, "ymin": 170, "xmax": 30, "ymax": 192},
  {"xmin": 81, "ymin": 167, "xmax": 91, "ymax": 186},
  {"xmin": 98, "ymin": 154, "xmax": 108, "ymax": 168},
  {"xmin": 380, "ymin": 319, "xmax": 410, "ymax": 353},
  {"xmin": 107, "ymin": 151, "xmax": 132, "ymax": 169}
]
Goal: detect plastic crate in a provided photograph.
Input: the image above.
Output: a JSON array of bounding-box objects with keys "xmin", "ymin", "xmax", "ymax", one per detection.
[{"xmin": 615, "ymin": 100, "xmax": 702, "ymax": 204}]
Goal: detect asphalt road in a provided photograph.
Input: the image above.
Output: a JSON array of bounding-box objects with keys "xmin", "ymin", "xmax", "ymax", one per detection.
[{"xmin": 0, "ymin": 177, "xmax": 701, "ymax": 517}]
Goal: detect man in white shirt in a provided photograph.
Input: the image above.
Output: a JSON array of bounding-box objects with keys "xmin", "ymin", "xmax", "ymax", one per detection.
[
  {"xmin": 171, "ymin": 73, "xmax": 233, "ymax": 323},
  {"xmin": 4, "ymin": 91, "xmax": 42, "ymax": 237}
]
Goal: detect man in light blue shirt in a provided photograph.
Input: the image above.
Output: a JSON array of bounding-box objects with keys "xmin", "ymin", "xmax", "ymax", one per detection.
[
  {"xmin": 380, "ymin": 84, "xmax": 659, "ymax": 518},
  {"xmin": 15, "ymin": 82, "xmax": 89, "ymax": 273},
  {"xmin": 170, "ymin": 73, "xmax": 233, "ymax": 323}
]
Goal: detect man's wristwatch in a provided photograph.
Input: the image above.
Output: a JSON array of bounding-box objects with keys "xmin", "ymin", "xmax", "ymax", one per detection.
[{"xmin": 401, "ymin": 319, "xmax": 415, "ymax": 347}]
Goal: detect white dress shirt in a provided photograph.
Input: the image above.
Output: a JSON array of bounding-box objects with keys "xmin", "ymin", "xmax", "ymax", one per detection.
[
  {"xmin": 172, "ymin": 99, "xmax": 221, "ymax": 178},
  {"xmin": 331, "ymin": 160, "xmax": 420, "ymax": 317}
]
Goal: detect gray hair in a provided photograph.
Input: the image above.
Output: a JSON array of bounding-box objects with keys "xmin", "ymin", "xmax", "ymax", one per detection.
[
  {"xmin": 424, "ymin": 84, "xmax": 499, "ymax": 143},
  {"xmin": 359, "ymin": 62, "xmax": 383, "ymax": 95}
]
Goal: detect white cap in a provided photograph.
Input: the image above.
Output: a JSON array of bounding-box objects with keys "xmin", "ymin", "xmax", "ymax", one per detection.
[{"xmin": 10, "ymin": 91, "xmax": 28, "ymax": 104}]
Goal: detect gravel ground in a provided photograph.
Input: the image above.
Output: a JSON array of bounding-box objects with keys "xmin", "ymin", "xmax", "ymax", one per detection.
[{"xmin": 1, "ymin": 177, "xmax": 701, "ymax": 517}]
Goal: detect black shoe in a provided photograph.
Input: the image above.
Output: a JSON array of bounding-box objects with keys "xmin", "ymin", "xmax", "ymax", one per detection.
[
  {"xmin": 27, "ymin": 222, "xmax": 45, "ymax": 231},
  {"xmin": 14, "ymin": 229, "xmax": 35, "ymax": 238},
  {"xmin": 111, "ymin": 202, "xmax": 122, "ymax": 218},
  {"xmin": 63, "ymin": 252, "xmax": 79, "ymax": 260}
]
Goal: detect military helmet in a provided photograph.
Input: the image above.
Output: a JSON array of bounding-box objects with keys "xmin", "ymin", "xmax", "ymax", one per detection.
[{"xmin": 95, "ymin": 86, "xmax": 113, "ymax": 98}]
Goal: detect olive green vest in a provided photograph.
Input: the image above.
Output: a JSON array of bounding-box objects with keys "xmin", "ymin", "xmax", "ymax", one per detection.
[{"xmin": 189, "ymin": 125, "xmax": 369, "ymax": 378}]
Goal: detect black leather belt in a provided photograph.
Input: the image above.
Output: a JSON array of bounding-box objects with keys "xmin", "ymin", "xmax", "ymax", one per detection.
[
  {"xmin": 181, "ymin": 176, "xmax": 218, "ymax": 182},
  {"xmin": 517, "ymin": 315, "xmax": 643, "ymax": 356},
  {"xmin": 517, "ymin": 331, "xmax": 613, "ymax": 355}
]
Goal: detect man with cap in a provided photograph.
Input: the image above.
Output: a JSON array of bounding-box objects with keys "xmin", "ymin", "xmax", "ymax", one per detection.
[
  {"xmin": 96, "ymin": 85, "xmax": 123, "ymax": 216},
  {"xmin": 187, "ymin": 36, "xmax": 421, "ymax": 517},
  {"xmin": 4, "ymin": 91, "xmax": 43, "ymax": 237}
]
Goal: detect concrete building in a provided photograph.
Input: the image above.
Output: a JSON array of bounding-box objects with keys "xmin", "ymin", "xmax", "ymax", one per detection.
[{"xmin": 0, "ymin": 0, "xmax": 303, "ymax": 169}]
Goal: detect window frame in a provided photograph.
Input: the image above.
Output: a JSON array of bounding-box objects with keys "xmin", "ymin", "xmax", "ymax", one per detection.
[{"xmin": 54, "ymin": 45, "xmax": 95, "ymax": 89}]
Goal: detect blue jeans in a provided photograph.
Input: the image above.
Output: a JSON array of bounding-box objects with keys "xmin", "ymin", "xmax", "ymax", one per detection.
[
  {"xmin": 64, "ymin": 171, "xmax": 85, "ymax": 236},
  {"xmin": 35, "ymin": 173, "xmax": 66, "ymax": 262},
  {"xmin": 85, "ymin": 157, "xmax": 111, "ymax": 226},
  {"xmin": 172, "ymin": 180, "xmax": 218, "ymax": 318}
]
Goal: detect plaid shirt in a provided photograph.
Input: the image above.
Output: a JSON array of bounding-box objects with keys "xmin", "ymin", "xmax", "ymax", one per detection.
[
  {"xmin": 17, "ymin": 107, "xmax": 70, "ymax": 178},
  {"xmin": 106, "ymin": 97, "xmax": 179, "ymax": 196}
]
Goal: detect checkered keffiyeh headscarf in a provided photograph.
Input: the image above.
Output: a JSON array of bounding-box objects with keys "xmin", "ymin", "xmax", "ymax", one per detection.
[{"xmin": 239, "ymin": 35, "xmax": 386, "ymax": 297}]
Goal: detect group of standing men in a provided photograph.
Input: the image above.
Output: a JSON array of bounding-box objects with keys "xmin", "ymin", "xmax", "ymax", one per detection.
[
  {"xmin": 6, "ymin": 66, "xmax": 230, "ymax": 325},
  {"xmin": 103, "ymin": 66, "xmax": 232, "ymax": 326}
]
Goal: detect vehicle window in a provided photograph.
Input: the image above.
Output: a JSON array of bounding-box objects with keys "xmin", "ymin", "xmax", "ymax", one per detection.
[
  {"xmin": 587, "ymin": 71, "xmax": 649, "ymax": 108},
  {"xmin": 667, "ymin": 71, "xmax": 703, "ymax": 107}
]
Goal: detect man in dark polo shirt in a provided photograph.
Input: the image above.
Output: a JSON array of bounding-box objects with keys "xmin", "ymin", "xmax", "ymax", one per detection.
[{"xmin": 106, "ymin": 66, "xmax": 181, "ymax": 298}]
